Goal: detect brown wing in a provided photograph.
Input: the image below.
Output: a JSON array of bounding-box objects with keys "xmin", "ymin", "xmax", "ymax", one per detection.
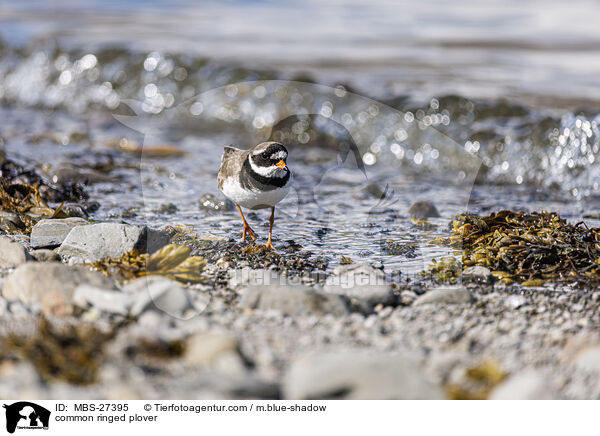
[{"xmin": 217, "ymin": 146, "xmax": 247, "ymax": 189}]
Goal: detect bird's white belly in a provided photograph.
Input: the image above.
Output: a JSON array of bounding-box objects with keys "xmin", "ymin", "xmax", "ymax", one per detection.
[{"xmin": 221, "ymin": 178, "xmax": 290, "ymax": 210}]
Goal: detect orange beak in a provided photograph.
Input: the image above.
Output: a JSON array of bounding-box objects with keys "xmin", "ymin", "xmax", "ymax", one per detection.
[{"xmin": 275, "ymin": 160, "xmax": 287, "ymax": 170}]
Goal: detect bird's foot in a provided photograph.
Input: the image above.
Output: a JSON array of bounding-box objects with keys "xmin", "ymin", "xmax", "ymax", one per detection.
[
  {"xmin": 242, "ymin": 223, "xmax": 258, "ymax": 242},
  {"xmin": 265, "ymin": 240, "xmax": 275, "ymax": 250}
]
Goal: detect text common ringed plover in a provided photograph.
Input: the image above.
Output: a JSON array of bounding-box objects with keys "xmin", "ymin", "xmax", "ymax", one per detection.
[{"xmin": 218, "ymin": 141, "xmax": 292, "ymax": 249}]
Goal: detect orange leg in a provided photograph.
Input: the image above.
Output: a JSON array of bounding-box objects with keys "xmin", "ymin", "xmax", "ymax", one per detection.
[
  {"xmin": 266, "ymin": 207, "xmax": 275, "ymax": 250},
  {"xmin": 235, "ymin": 203, "xmax": 257, "ymax": 241}
]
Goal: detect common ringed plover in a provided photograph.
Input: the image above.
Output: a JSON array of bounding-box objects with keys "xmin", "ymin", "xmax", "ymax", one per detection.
[{"xmin": 218, "ymin": 141, "xmax": 291, "ymax": 249}]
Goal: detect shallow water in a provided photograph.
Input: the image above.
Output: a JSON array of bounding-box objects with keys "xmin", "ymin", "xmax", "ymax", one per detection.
[
  {"xmin": 3, "ymin": 100, "xmax": 599, "ymax": 276},
  {"xmin": 1, "ymin": 1, "xmax": 600, "ymax": 275}
]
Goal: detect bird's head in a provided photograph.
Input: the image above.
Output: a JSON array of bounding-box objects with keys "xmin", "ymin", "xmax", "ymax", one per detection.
[{"xmin": 250, "ymin": 142, "xmax": 289, "ymax": 177}]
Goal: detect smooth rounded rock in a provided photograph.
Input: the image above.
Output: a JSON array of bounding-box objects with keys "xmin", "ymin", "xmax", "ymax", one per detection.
[
  {"xmin": 490, "ymin": 370, "xmax": 557, "ymax": 400},
  {"xmin": 574, "ymin": 346, "xmax": 600, "ymax": 372},
  {"xmin": 239, "ymin": 284, "xmax": 350, "ymax": 317},
  {"xmin": 505, "ymin": 295, "xmax": 528, "ymax": 310},
  {"xmin": 462, "ymin": 265, "xmax": 493, "ymax": 283},
  {"xmin": 284, "ymin": 351, "xmax": 444, "ymax": 400},
  {"xmin": 0, "ymin": 236, "xmax": 31, "ymax": 268},
  {"xmin": 414, "ymin": 286, "xmax": 473, "ymax": 306},
  {"xmin": 408, "ymin": 201, "xmax": 440, "ymax": 220},
  {"xmin": 2, "ymin": 262, "xmax": 115, "ymax": 307},
  {"xmin": 323, "ymin": 263, "xmax": 395, "ymax": 307},
  {"xmin": 184, "ymin": 332, "xmax": 240, "ymax": 367},
  {"xmin": 123, "ymin": 276, "xmax": 196, "ymax": 319}
]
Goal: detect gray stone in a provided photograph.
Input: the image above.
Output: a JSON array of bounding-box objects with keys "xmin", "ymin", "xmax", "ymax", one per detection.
[
  {"xmin": 124, "ymin": 276, "xmax": 196, "ymax": 319},
  {"xmin": 73, "ymin": 285, "xmax": 135, "ymax": 315},
  {"xmin": 184, "ymin": 332, "xmax": 246, "ymax": 375},
  {"xmin": 51, "ymin": 165, "xmax": 117, "ymax": 185},
  {"xmin": 414, "ymin": 286, "xmax": 473, "ymax": 306},
  {"xmin": 58, "ymin": 223, "xmax": 169, "ymax": 262},
  {"xmin": 75, "ymin": 276, "xmax": 196, "ymax": 319},
  {"xmin": 2, "ymin": 263, "xmax": 114, "ymax": 316},
  {"xmin": 29, "ymin": 249, "xmax": 60, "ymax": 262},
  {"xmin": 239, "ymin": 284, "xmax": 350, "ymax": 317},
  {"xmin": 462, "ymin": 265, "xmax": 493, "ymax": 283},
  {"xmin": 185, "ymin": 332, "xmax": 238, "ymax": 364},
  {"xmin": 400, "ymin": 290, "xmax": 418, "ymax": 305},
  {"xmin": 60, "ymin": 203, "xmax": 88, "ymax": 218},
  {"xmin": 283, "ymin": 352, "xmax": 444, "ymax": 399},
  {"xmin": 574, "ymin": 346, "xmax": 600, "ymax": 372},
  {"xmin": 490, "ymin": 370, "xmax": 557, "ymax": 400},
  {"xmin": 505, "ymin": 295, "xmax": 528, "ymax": 309},
  {"xmin": 0, "ymin": 296, "xmax": 7, "ymax": 315},
  {"xmin": 0, "ymin": 236, "xmax": 31, "ymax": 268},
  {"xmin": 30, "ymin": 218, "xmax": 88, "ymax": 248},
  {"xmin": 323, "ymin": 263, "xmax": 395, "ymax": 306},
  {"xmin": 408, "ymin": 201, "xmax": 440, "ymax": 220}
]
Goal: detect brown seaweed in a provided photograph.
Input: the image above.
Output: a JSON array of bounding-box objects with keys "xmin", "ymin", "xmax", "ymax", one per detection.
[
  {"xmin": 91, "ymin": 243, "xmax": 207, "ymax": 284},
  {"xmin": 4, "ymin": 317, "xmax": 117, "ymax": 385},
  {"xmin": 437, "ymin": 210, "xmax": 600, "ymax": 286}
]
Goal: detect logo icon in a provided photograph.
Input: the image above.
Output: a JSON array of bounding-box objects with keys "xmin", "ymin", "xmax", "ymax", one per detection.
[{"xmin": 2, "ymin": 402, "xmax": 50, "ymax": 433}]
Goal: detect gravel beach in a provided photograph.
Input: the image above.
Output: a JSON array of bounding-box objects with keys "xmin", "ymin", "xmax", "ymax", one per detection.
[{"xmin": 1, "ymin": 222, "xmax": 600, "ymax": 399}]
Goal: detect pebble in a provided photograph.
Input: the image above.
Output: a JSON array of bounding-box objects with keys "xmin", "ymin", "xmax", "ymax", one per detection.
[
  {"xmin": 57, "ymin": 223, "xmax": 170, "ymax": 262},
  {"xmin": 239, "ymin": 283, "xmax": 350, "ymax": 317},
  {"xmin": 505, "ymin": 295, "xmax": 527, "ymax": 309},
  {"xmin": 0, "ymin": 236, "xmax": 31, "ymax": 268},
  {"xmin": 30, "ymin": 217, "xmax": 88, "ymax": 248},
  {"xmin": 51, "ymin": 165, "xmax": 116, "ymax": 184},
  {"xmin": 73, "ymin": 285, "xmax": 135, "ymax": 316},
  {"xmin": 283, "ymin": 351, "xmax": 444, "ymax": 399},
  {"xmin": 462, "ymin": 265, "xmax": 493, "ymax": 283},
  {"xmin": 184, "ymin": 331, "xmax": 246, "ymax": 375},
  {"xmin": 323, "ymin": 263, "xmax": 395, "ymax": 306},
  {"xmin": 574, "ymin": 346, "xmax": 600, "ymax": 373},
  {"xmin": 489, "ymin": 370, "xmax": 558, "ymax": 400},
  {"xmin": 123, "ymin": 276, "xmax": 197, "ymax": 319},
  {"xmin": 75, "ymin": 276, "xmax": 197, "ymax": 319},
  {"xmin": 413, "ymin": 286, "xmax": 473, "ymax": 306},
  {"xmin": 360, "ymin": 182, "xmax": 386, "ymax": 199},
  {"xmin": 399, "ymin": 290, "xmax": 418, "ymax": 305},
  {"xmin": 2, "ymin": 263, "xmax": 115, "ymax": 315},
  {"xmin": 408, "ymin": 201, "xmax": 440, "ymax": 220}
]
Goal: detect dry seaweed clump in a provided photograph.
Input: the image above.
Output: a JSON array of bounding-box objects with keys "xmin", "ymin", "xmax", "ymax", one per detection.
[
  {"xmin": 0, "ymin": 179, "xmax": 65, "ymax": 234},
  {"xmin": 92, "ymin": 244, "xmax": 207, "ymax": 284},
  {"xmin": 0, "ymin": 157, "xmax": 90, "ymax": 234},
  {"xmin": 4, "ymin": 317, "xmax": 118, "ymax": 385},
  {"xmin": 124, "ymin": 337, "xmax": 186, "ymax": 362},
  {"xmin": 443, "ymin": 210, "xmax": 600, "ymax": 286},
  {"xmin": 446, "ymin": 359, "xmax": 508, "ymax": 400}
]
